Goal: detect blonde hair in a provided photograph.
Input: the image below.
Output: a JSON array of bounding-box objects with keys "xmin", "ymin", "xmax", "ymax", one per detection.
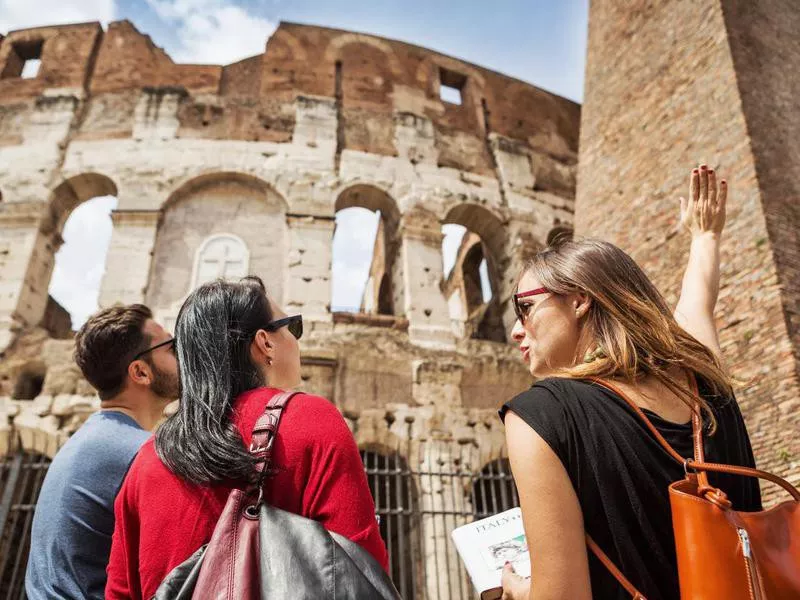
[{"xmin": 523, "ymin": 238, "xmax": 732, "ymax": 430}]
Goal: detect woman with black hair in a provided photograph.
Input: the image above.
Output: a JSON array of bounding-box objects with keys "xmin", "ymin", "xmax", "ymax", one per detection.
[{"xmin": 105, "ymin": 277, "xmax": 388, "ymax": 599}]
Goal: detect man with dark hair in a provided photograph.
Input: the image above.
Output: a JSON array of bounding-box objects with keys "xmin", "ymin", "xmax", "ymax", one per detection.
[{"xmin": 25, "ymin": 304, "xmax": 179, "ymax": 600}]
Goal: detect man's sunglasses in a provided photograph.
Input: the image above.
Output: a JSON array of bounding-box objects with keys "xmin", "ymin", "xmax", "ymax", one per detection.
[
  {"xmin": 131, "ymin": 338, "xmax": 175, "ymax": 362},
  {"xmin": 265, "ymin": 315, "xmax": 303, "ymax": 340},
  {"xmin": 512, "ymin": 287, "xmax": 550, "ymax": 322}
]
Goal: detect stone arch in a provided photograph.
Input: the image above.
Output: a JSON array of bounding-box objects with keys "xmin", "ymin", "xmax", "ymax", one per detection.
[
  {"xmin": 442, "ymin": 203, "xmax": 505, "ymax": 263},
  {"xmin": 333, "ymin": 184, "xmax": 401, "ymax": 315},
  {"xmin": 148, "ymin": 173, "xmax": 288, "ymax": 330},
  {"xmin": 324, "ymin": 34, "xmax": 404, "ymax": 78},
  {"xmin": 442, "ymin": 203, "xmax": 507, "ymax": 342},
  {"xmin": 161, "ymin": 171, "xmax": 288, "ymax": 213},
  {"xmin": 12, "ymin": 173, "xmax": 119, "ymax": 334},
  {"xmin": 335, "ymin": 183, "xmax": 400, "ymax": 229},
  {"xmin": 43, "ymin": 172, "xmax": 118, "ymax": 234}
]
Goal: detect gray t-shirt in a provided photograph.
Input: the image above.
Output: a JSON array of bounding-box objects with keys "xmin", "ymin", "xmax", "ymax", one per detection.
[{"xmin": 25, "ymin": 410, "xmax": 150, "ymax": 600}]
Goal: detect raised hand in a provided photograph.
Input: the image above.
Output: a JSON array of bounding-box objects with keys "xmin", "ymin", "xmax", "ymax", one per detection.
[{"xmin": 680, "ymin": 164, "xmax": 727, "ymax": 237}]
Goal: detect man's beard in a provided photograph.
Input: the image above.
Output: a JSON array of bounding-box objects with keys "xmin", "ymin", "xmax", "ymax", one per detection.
[{"xmin": 148, "ymin": 361, "xmax": 180, "ymax": 400}]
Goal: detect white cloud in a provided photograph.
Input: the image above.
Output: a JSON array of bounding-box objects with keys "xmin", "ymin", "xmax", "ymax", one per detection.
[
  {"xmin": 145, "ymin": 0, "xmax": 276, "ymax": 64},
  {"xmin": 0, "ymin": 0, "xmax": 115, "ymax": 33},
  {"xmin": 48, "ymin": 196, "xmax": 117, "ymax": 329}
]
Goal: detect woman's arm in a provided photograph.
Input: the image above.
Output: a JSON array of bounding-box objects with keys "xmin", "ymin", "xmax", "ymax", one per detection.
[
  {"xmin": 674, "ymin": 165, "xmax": 728, "ymax": 357},
  {"xmin": 500, "ymin": 411, "xmax": 592, "ymax": 600}
]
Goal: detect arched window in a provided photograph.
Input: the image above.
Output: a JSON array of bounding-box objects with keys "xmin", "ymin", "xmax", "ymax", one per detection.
[
  {"xmin": 48, "ymin": 194, "xmax": 117, "ymax": 330},
  {"xmin": 192, "ymin": 234, "xmax": 250, "ymax": 288},
  {"xmin": 472, "ymin": 458, "xmax": 519, "ymax": 520},
  {"xmin": 360, "ymin": 449, "xmax": 418, "ymax": 599},
  {"xmin": 441, "ymin": 205, "xmax": 505, "ymax": 342},
  {"xmin": 332, "ymin": 185, "xmax": 400, "ymax": 316}
]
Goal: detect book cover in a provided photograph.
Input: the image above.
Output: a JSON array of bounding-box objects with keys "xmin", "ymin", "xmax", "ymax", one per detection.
[{"xmin": 451, "ymin": 507, "xmax": 531, "ymax": 600}]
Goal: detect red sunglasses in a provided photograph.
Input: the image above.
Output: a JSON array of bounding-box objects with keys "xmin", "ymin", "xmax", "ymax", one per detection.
[{"xmin": 512, "ymin": 287, "xmax": 550, "ymax": 322}]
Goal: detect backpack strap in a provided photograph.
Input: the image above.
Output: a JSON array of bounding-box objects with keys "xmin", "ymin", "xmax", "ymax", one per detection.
[
  {"xmin": 249, "ymin": 391, "xmax": 301, "ymax": 489},
  {"xmin": 585, "ymin": 535, "xmax": 648, "ymax": 600},
  {"xmin": 583, "ymin": 377, "xmax": 800, "ymax": 599}
]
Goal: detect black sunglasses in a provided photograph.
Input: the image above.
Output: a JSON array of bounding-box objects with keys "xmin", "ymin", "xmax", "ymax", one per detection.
[
  {"xmin": 131, "ymin": 338, "xmax": 175, "ymax": 362},
  {"xmin": 264, "ymin": 315, "xmax": 303, "ymax": 340}
]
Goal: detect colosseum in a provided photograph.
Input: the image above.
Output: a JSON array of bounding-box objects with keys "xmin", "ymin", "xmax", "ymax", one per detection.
[
  {"xmin": 0, "ymin": 18, "xmax": 578, "ymax": 599},
  {"xmin": 2, "ymin": 1, "xmax": 800, "ymax": 598}
]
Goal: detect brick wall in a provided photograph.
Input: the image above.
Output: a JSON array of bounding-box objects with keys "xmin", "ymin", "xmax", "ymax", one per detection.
[{"xmin": 578, "ymin": 0, "xmax": 800, "ymax": 503}]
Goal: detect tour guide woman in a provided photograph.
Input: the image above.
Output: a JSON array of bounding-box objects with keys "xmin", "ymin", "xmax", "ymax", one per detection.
[
  {"xmin": 499, "ymin": 167, "xmax": 761, "ymax": 600},
  {"xmin": 105, "ymin": 277, "xmax": 388, "ymax": 599}
]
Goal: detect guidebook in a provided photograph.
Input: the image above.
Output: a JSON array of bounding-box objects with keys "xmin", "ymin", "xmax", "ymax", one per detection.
[{"xmin": 451, "ymin": 507, "xmax": 531, "ymax": 600}]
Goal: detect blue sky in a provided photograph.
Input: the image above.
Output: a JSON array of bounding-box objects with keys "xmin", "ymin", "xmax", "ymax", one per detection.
[{"xmin": 0, "ymin": 0, "xmax": 588, "ymax": 325}]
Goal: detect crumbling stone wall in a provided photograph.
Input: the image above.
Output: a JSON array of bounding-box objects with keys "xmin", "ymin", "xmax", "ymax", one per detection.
[
  {"xmin": 0, "ymin": 23, "xmax": 575, "ymax": 590},
  {"xmin": 578, "ymin": 0, "xmax": 800, "ymax": 504},
  {"xmin": 0, "ymin": 20, "xmax": 577, "ymax": 477}
]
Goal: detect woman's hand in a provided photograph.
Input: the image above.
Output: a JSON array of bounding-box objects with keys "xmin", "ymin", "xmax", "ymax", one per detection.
[
  {"xmin": 680, "ymin": 164, "xmax": 727, "ymax": 237},
  {"xmin": 501, "ymin": 562, "xmax": 531, "ymax": 600}
]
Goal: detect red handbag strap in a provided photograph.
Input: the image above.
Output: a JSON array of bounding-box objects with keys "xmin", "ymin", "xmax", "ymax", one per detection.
[{"xmin": 250, "ymin": 391, "xmax": 300, "ymax": 486}]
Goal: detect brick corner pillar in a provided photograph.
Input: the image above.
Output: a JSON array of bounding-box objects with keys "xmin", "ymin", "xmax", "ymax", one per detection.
[{"xmin": 577, "ymin": 0, "xmax": 800, "ymax": 503}]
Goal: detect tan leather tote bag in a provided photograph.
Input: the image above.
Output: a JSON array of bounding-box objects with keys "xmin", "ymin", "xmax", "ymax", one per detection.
[{"xmin": 586, "ymin": 378, "xmax": 800, "ymax": 600}]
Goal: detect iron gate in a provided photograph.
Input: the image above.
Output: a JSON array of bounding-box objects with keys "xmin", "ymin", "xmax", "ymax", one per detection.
[
  {"xmin": 0, "ymin": 434, "xmax": 52, "ymax": 600},
  {"xmin": 362, "ymin": 441, "xmax": 519, "ymax": 600},
  {"xmin": 0, "ymin": 437, "xmax": 517, "ymax": 600}
]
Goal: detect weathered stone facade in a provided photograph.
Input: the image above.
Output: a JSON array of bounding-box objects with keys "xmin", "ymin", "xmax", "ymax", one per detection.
[
  {"xmin": 578, "ymin": 0, "xmax": 800, "ymax": 505},
  {"xmin": 0, "ymin": 20, "xmax": 578, "ymax": 596}
]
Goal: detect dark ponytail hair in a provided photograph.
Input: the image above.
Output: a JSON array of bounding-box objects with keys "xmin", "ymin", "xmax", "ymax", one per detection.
[{"xmin": 155, "ymin": 276, "xmax": 273, "ymax": 485}]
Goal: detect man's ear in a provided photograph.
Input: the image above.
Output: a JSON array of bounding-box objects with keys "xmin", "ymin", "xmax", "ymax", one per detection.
[{"xmin": 128, "ymin": 359, "xmax": 152, "ymax": 386}]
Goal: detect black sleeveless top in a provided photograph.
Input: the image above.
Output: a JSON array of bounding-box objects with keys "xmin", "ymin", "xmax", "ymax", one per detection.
[{"xmin": 499, "ymin": 377, "xmax": 761, "ymax": 600}]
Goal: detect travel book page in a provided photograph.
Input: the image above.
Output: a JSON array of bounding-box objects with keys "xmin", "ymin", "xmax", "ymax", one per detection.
[{"xmin": 451, "ymin": 507, "xmax": 531, "ymax": 600}]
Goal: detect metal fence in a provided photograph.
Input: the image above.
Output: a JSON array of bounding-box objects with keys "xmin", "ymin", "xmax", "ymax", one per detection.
[
  {"xmin": 0, "ymin": 437, "xmax": 517, "ymax": 600},
  {"xmin": 362, "ymin": 442, "xmax": 519, "ymax": 600},
  {"xmin": 0, "ymin": 435, "xmax": 51, "ymax": 600}
]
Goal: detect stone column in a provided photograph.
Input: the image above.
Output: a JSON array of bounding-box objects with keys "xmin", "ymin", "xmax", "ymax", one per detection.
[
  {"xmin": 0, "ymin": 203, "xmax": 59, "ymax": 351},
  {"xmin": 284, "ymin": 214, "xmax": 335, "ymax": 328},
  {"xmin": 409, "ymin": 361, "xmax": 473, "ymax": 597},
  {"xmin": 396, "ymin": 207, "xmax": 455, "ymax": 349},
  {"xmin": 98, "ymin": 210, "xmax": 160, "ymax": 307}
]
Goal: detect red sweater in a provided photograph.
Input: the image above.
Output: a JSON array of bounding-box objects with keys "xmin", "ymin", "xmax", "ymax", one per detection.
[{"xmin": 106, "ymin": 388, "xmax": 389, "ymax": 599}]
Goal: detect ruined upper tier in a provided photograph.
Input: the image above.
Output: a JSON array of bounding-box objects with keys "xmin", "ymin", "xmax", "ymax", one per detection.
[{"xmin": 0, "ymin": 20, "xmax": 579, "ymax": 180}]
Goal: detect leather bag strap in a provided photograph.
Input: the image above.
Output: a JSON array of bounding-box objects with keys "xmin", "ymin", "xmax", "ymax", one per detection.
[
  {"xmin": 583, "ymin": 376, "xmax": 800, "ymax": 599},
  {"xmin": 585, "ymin": 535, "xmax": 647, "ymax": 600},
  {"xmin": 588, "ymin": 377, "xmax": 695, "ymax": 465},
  {"xmin": 588, "ymin": 377, "xmax": 800, "ymax": 498},
  {"xmin": 249, "ymin": 391, "xmax": 300, "ymax": 486}
]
